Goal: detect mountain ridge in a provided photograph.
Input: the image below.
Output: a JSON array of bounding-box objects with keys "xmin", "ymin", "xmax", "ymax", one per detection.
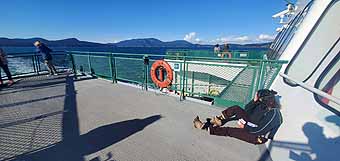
[{"xmin": 0, "ymin": 37, "xmax": 271, "ymax": 48}]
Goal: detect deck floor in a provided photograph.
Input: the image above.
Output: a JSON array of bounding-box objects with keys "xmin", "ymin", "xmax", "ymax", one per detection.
[{"xmin": 0, "ymin": 74, "xmax": 263, "ymax": 161}]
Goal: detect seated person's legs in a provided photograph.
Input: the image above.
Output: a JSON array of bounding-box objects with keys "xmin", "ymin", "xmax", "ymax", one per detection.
[
  {"xmin": 209, "ymin": 126, "xmax": 267, "ymax": 144},
  {"xmin": 194, "ymin": 116, "xmax": 267, "ymax": 144},
  {"xmin": 211, "ymin": 105, "xmax": 250, "ymax": 126}
]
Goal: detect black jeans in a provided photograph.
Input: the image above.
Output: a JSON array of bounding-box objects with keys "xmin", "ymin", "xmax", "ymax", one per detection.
[
  {"xmin": 209, "ymin": 106, "xmax": 262, "ymax": 144},
  {"xmin": 0, "ymin": 63, "xmax": 12, "ymax": 82}
]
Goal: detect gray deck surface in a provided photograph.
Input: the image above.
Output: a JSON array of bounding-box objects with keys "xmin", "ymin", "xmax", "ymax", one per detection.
[{"xmin": 0, "ymin": 74, "xmax": 262, "ymax": 161}]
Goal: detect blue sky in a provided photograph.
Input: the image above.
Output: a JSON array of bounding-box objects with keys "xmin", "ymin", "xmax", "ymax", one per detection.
[{"xmin": 0, "ymin": 0, "xmax": 289, "ymax": 44}]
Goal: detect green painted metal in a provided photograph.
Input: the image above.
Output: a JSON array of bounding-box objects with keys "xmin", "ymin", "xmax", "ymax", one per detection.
[
  {"xmin": 4, "ymin": 51, "xmax": 287, "ymax": 108},
  {"xmin": 109, "ymin": 54, "xmax": 114, "ymax": 83}
]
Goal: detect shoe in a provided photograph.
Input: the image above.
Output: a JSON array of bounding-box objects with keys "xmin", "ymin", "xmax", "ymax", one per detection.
[
  {"xmin": 211, "ymin": 116, "xmax": 223, "ymax": 126},
  {"xmin": 256, "ymin": 137, "xmax": 268, "ymax": 144},
  {"xmin": 193, "ymin": 116, "xmax": 203, "ymax": 129},
  {"xmin": 7, "ymin": 80, "xmax": 14, "ymax": 86}
]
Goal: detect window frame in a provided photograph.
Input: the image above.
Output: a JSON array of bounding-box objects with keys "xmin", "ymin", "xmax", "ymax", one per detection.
[
  {"xmin": 313, "ymin": 53, "xmax": 340, "ymax": 116},
  {"xmin": 284, "ymin": 0, "xmax": 340, "ymax": 86}
]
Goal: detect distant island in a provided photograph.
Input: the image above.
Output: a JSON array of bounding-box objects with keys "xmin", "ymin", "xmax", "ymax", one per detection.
[{"xmin": 0, "ymin": 37, "xmax": 271, "ymax": 49}]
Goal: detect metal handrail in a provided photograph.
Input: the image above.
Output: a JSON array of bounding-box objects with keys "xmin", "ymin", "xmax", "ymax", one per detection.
[
  {"xmin": 3, "ymin": 51, "xmax": 287, "ymax": 107},
  {"xmin": 67, "ymin": 51, "xmax": 288, "ymax": 64},
  {"xmin": 279, "ymin": 73, "xmax": 340, "ymax": 105}
]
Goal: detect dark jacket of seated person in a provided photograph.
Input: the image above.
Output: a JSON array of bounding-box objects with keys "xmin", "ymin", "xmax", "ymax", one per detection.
[{"xmin": 243, "ymin": 99, "xmax": 283, "ymax": 139}]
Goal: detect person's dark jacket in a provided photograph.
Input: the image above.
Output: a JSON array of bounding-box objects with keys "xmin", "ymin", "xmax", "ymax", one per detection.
[
  {"xmin": 245, "ymin": 108, "xmax": 283, "ymax": 139},
  {"xmin": 36, "ymin": 44, "xmax": 53, "ymax": 60},
  {"xmin": 244, "ymin": 100, "xmax": 268, "ymax": 124}
]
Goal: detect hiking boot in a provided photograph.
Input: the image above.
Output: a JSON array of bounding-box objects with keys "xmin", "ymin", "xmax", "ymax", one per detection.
[{"xmin": 193, "ymin": 116, "xmax": 204, "ymax": 129}]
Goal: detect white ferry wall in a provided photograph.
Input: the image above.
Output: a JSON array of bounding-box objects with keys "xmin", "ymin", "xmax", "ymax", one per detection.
[{"xmin": 268, "ymin": 0, "xmax": 340, "ymax": 161}]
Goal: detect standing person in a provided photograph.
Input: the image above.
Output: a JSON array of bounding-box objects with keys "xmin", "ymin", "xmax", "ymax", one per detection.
[
  {"xmin": 0, "ymin": 48, "xmax": 14, "ymax": 86},
  {"xmin": 34, "ymin": 41, "xmax": 58, "ymax": 76},
  {"xmin": 222, "ymin": 43, "xmax": 232, "ymax": 58},
  {"xmin": 193, "ymin": 89, "xmax": 283, "ymax": 144},
  {"xmin": 214, "ymin": 44, "xmax": 220, "ymax": 53}
]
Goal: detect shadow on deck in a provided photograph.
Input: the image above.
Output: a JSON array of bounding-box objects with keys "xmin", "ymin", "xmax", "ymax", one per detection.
[
  {"xmin": 0, "ymin": 74, "xmax": 264, "ymax": 161},
  {"xmin": 0, "ymin": 75, "xmax": 160, "ymax": 161}
]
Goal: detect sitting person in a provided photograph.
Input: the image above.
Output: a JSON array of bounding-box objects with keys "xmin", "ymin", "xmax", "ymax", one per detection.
[{"xmin": 193, "ymin": 89, "xmax": 282, "ymax": 145}]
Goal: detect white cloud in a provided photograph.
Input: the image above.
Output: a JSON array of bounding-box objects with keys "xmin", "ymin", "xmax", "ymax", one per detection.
[
  {"xmin": 257, "ymin": 34, "xmax": 275, "ymax": 42},
  {"xmin": 210, "ymin": 34, "xmax": 276, "ymax": 44},
  {"xmin": 184, "ymin": 32, "xmax": 202, "ymax": 44},
  {"xmin": 211, "ymin": 36, "xmax": 251, "ymax": 44},
  {"xmin": 233, "ymin": 36, "xmax": 250, "ymax": 42}
]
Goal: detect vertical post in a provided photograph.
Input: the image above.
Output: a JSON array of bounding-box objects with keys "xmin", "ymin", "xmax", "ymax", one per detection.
[
  {"xmin": 109, "ymin": 53, "xmax": 115, "ymax": 83},
  {"xmin": 35, "ymin": 54, "xmax": 41, "ymax": 75},
  {"xmin": 32, "ymin": 55, "xmax": 37, "ymax": 74},
  {"xmin": 88, "ymin": 52, "xmax": 93, "ymax": 75},
  {"xmin": 185, "ymin": 62, "xmax": 189, "ymax": 94},
  {"xmin": 70, "ymin": 53, "xmax": 77, "ymax": 79},
  {"xmin": 143, "ymin": 55, "xmax": 149, "ymax": 91},
  {"xmin": 180, "ymin": 57, "xmax": 186, "ymax": 101},
  {"xmin": 248, "ymin": 66, "xmax": 257, "ymax": 102},
  {"xmin": 113, "ymin": 57, "xmax": 117, "ymax": 83},
  {"xmin": 191, "ymin": 71, "xmax": 195, "ymax": 96},
  {"xmin": 37, "ymin": 56, "xmax": 41, "ymax": 72},
  {"xmin": 256, "ymin": 60, "xmax": 265, "ymax": 91},
  {"xmin": 208, "ymin": 74, "xmax": 211, "ymax": 95}
]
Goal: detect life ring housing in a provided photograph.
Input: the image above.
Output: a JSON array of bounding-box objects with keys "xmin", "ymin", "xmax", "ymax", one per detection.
[{"xmin": 150, "ymin": 60, "xmax": 173, "ymax": 88}]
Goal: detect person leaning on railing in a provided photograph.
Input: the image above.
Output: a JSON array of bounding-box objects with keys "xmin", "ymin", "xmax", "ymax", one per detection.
[
  {"xmin": 193, "ymin": 89, "xmax": 283, "ymax": 144},
  {"xmin": 34, "ymin": 41, "xmax": 58, "ymax": 76},
  {"xmin": 0, "ymin": 48, "xmax": 14, "ymax": 86}
]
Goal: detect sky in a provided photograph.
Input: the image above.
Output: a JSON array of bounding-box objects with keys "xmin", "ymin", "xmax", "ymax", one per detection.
[{"xmin": 0, "ymin": 0, "xmax": 290, "ymax": 44}]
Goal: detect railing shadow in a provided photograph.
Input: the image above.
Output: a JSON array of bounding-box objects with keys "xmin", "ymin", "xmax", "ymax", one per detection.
[{"xmin": 7, "ymin": 75, "xmax": 161, "ymax": 161}]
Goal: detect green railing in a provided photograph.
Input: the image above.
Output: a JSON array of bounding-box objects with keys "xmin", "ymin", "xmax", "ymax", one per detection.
[
  {"xmin": 2, "ymin": 51, "xmax": 287, "ymax": 107},
  {"xmin": 166, "ymin": 49, "xmax": 267, "ymax": 59},
  {"xmin": 67, "ymin": 51, "xmax": 287, "ymax": 107},
  {"xmin": 3, "ymin": 51, "xmax": 70, "ymax": 78}
]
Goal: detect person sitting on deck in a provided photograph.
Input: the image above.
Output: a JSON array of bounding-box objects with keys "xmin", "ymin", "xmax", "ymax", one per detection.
[
  {"xmin": 0, "ymin": 48, "xmax": 14, "ymax": 86},
  {"xmin": 193, "ymin": 89, "xmax": 283, "ymax": 145},
  {"xmin": 34, "ymin": 41, "xmax": 58, "ymax": 76}
]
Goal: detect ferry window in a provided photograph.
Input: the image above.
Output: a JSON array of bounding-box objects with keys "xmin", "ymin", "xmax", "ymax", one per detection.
[
  {"xmin": 315, "ymin": 53, "xmax": 340, "ymax": 114},
  {"xmin": 268, "ymin": 1, "xmax": 312, "ymax": 60},
  {"xmin": 285, "ymin": 1, "xmax": 340, "ymax": 84}
]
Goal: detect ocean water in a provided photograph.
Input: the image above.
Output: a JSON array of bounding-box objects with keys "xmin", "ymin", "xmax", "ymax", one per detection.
[{"xmin": 1, "ymin": 47, "xmax": 268, "ymax": 80}]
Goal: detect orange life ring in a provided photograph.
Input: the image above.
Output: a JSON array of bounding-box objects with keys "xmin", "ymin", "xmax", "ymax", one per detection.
[{"xmin": 150, "ymin": 60, "xmax": 174, "ymax": 88}]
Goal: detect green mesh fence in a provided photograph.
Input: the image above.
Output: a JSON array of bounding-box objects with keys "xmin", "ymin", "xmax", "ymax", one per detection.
[
  {"xmin": 89, "ymin": 56, "xmax": 111, "ymax": 78},
  {"xmin": 67, "ymin": 51, "xmax": 287, "ymax": 108},
  {"xmin": 115, "ymin": 57, "xmax": 145, "ymax": 84}
]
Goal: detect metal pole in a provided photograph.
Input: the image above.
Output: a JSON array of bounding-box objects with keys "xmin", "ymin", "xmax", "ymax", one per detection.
[
  {"xmin": 113, "ymin": 57, "xmax": 117, "ymax": 83},
  {"xmin": 32, "ymin": 55, "xmax": 37, "ymax": 74},
  {"xmin": 70, "ymin": 53, "xmax": 77, "ymax": 79},
  {"xmin": 109, "ymin": 53, "xmax": 115, "ymax": 83},
  {"xmin": 143, "ymin": 55, "xmax": 149, "ymax": 91},
  {"xmin": 181, "ymin": 57, "xmax": 186, "ymax": 101},
  {"xmin": 36, "ymin": 55, "xmax": 41, "ymax": 75},
  {"xmin": 88, "ymin": 52, "xmax": 93, "ymax": 75}
]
